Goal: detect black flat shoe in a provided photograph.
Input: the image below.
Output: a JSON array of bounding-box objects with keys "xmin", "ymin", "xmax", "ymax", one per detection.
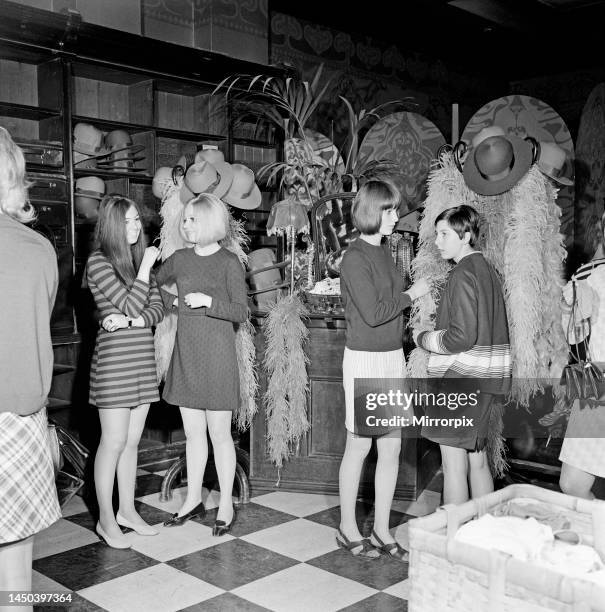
[
  {"xmin": 163, "ymin": 501, "xmax": 205, "ymax": 527},
  {"xmin": 370, "ymin": 530, "xmax": 409, "ymax": 562},
  {"xmin": 212, "ymin": 506, "xmax": 236, "ymax": 536}
]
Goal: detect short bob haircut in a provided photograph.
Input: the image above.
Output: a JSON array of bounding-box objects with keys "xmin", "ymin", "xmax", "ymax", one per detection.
[
  {"xmin": 351, "ymin": 180, "xmax": 400, "ymax": 234},
  {"xmin": 435, "ymin": 204, "xmax": 481, "ymax": 248},
  {"xmin": 182, "ymin": 193, "xmax": 229, "ymax": 247},
  {"xmin": 0, "ymin": 126, "xmax": 35, "ymax": 223}
]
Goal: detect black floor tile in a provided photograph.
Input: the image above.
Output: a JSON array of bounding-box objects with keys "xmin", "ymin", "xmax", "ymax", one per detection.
[
  {"xmin": 307, "ymin": 548, "xmax": 408, "ymax": 590},
  {"xmin": 338, "ymin": 592, "xmax": 407, "ymax": 612},
  {"xmin": 134, "ymin": 473, "xmax": 165, "ymax": 497},
  {"xmin": 194, "ymin": 502, "xmax": 297, "ymax": 537},
  {"xmin": 167, "ymin": 539, "xmax": 298, "ymax": 591},
  {"xmin": 33, "ymin": 542, "xmax": 159, "ymax": 591},
  {"xmin": 35, "ymin": 593, "xmax": 107, "ymax": 612},
  {"xmin": 179, "ymin": 592, "xmax": 272, "ymax": 612}
]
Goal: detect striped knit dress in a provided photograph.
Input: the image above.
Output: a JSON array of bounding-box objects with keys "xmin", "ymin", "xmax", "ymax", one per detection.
[{"xmin": 87, "ymin": 251, "xmax": 164, "ymax": 409}]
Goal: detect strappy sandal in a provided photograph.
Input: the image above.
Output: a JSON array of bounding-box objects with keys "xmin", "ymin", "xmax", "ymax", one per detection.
[
  {"xmin": 370, "ymin": 530, "xmax": 409, "ymax": 562},
  {"xmin": 335, "ymin": 528, "xmax": 380, "ymax": 559}
]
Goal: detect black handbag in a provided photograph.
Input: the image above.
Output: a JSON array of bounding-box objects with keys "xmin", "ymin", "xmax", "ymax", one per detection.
[{"xmin": 562, "ymin": 281, "xmax": 603, "ymax": 401}]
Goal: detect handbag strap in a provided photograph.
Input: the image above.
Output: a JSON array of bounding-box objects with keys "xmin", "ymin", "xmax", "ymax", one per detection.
[{"xmin": 567, "ymin": 280, "xmax": 594, "ymax": 364}]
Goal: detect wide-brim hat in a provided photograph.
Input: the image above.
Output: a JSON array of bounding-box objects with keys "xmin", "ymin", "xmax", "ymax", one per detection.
[
  {"xmin": 104, "ymin": 130, "xmax": 146, "ymax": 157},
  {"xmin": 537, "ymin": 141, "xmax": 573, "ymax": 186},
  {"xmin": 222, "ymin": 163, "xmax": 261, "ymax": 210},
  {"xmin": 463, "ymin": 126, "xmax": 533, "ymax": 196},
  {"xmin": 194, "ymin": 150, "xmax": 233, "ymax": 198},
  {"xmin": 97, "ymin": 154, "xmax": 146, "ymax": 165},
  {"xmin": 183, "ymin": 161, "xmax": 223, "ymax": 197},
  {"xmin": 75, "ymin": 176, "xmax": 106, "ymax": 201}
]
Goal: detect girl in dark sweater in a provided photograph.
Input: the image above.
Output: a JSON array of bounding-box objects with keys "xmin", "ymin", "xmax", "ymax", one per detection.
[
  {"xmin": 414, "ymin": 205, "xmax": 511, "ymax": 504},
  {"xmin": 338, "ymin": 180, "xmax": 429, "ymax": 560}
]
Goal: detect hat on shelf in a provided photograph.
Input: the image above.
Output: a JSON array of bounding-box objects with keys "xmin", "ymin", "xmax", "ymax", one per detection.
[
  {"xmin": 73, "ymin": 151, "xmax": 99, "ymax": 169},
  {"xmin": 98, "ymin": 130, "xmax": 146, "ymax": 172},
  {"xmin": 194, "ymin": 149, "xmax": 234, "ymax": 198},
  {"xmin": 463, "ymin": 126, "xmax": 533, "ymax": 196},
  {"xmin": 536, "ymin": 141, "xmax": 574, "ymax": 186},
  {"xmin": 221, "ymin": 163, "xmax": 261, "ymax": 210},
  {"xmin": 74, "ymin": 176, "xmax": 106, "ymax": 221},
  {"xmin": 73, "ymin": 123, "xmax": 111, "ymax": 160}
]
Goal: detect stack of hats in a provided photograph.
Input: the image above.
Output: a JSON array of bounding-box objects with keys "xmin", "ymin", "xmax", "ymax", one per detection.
[
  {"xmin": 156, "ymin": 147, "xmax": 261, "ymax": 210},
  {"xmin": 460, "ymin": 126, "xmax": 573, "ymax": 195},
  {"xmin": 74, "ymin": 176, "xmax": 105, "ymax": 222},
  {"xmin": 96, "ymin": 130, "xmax": 145, "ymax": 173},
  {"xmin": 72, "ymin": 123, "xmax": 145, "ymax": 172},
  {"xmin": 73, "ymin": 123, "xmax": 110, "ymax": 169}
]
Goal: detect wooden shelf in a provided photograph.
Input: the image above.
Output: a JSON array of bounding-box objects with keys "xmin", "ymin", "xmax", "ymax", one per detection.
[
  {"xmin": 74, "ymin": 167, "xmax": 153, "ymax": 182},
  {"xmin": 0, "ymin": 102, "xmax": 61, "ymax": 120},
  {"xmin": 233, "ymin": 137, "xmax": 276, "ymax": 148}
]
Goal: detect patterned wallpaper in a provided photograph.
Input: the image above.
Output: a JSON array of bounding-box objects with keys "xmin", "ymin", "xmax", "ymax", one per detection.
[{"xmin": 270, "ymin": 12, "xmax": 505, "ymax": 149}]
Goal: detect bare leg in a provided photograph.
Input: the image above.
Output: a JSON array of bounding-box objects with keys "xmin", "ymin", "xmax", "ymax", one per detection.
[
  {"xmin": 95, "ymin": 409, "xmax": 129, "ymax": 538},
  {"xmin": 178, "ymin": 407, "xmax": 208, "ymax": 516},
  {"xmin": 440, "ymin": 444, "xmax": 470, "ymax": 505},
  {"xmin": 372, "ymin": 435, "xmax": 401, "ymax": 543},
  {"xmin": 338, "ymin": 431, "xmax": 372, "ymax": 541},
  {"xmin": 0, "ymin": 537, "xmax": 33, "ymax": 612},
  {"xmin": 116, "ymin": 404, "xmax": 151, "ymax": 525},
  {"xmin": 207, "ymin": 410, "xmax": 235, "ymax": 523},
  {"xmin": 468, "ymin": 449, "xmax": 493, "ymax": 499},
  {"xmin": 560, "ymin": 462, "xmax": 596, "ymax": 499}
]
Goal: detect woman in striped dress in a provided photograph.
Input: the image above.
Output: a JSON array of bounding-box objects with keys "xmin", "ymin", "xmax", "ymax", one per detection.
[{"xmin": 87, "ymin": 195, "xmax": 163, "ymax": 548}]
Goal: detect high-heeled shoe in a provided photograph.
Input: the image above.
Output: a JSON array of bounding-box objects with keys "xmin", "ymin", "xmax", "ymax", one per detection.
[
  {"xmin": 163, "ymin": 501, "xmax": 206, "ymax": 527},
  {"xmin": 96, "ymin": 522, "xmax": 131, "ymax": 549},
  {"xmin": 212, "ymin": 506, "xmax": 236, "ymax": 537},
  {"xmin": 370, "ymin": 530, "xmax": 408, "ymax": 562},
  {"xmin": 116, "ymin": 512, "xmax": 159, "ymax": 536}
]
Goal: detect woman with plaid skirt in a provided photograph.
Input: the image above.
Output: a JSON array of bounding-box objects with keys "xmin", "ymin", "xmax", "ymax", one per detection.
[{"xmin": 0, "ymin": 127, "xmax": 61, "ymax": 593}]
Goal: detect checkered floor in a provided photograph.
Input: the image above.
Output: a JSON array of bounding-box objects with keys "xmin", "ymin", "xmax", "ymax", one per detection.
[{"xmin": 32, "ymin": 466, "xmax": 443, "ymax": 612}]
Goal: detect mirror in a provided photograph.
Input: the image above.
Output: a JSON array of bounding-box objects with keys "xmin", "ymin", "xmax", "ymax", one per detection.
[{"xmin": 311, "ymin": 193, "xmax": 358, "ymax": 280}]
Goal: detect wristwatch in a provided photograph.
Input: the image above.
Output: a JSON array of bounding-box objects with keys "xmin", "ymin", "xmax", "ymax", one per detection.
[{"xmin": 127, "ymin": 318, "xmax": 132, "ymax": 328}]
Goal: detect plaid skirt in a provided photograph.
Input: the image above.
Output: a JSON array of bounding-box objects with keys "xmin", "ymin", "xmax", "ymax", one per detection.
[{"xmin": 0, "ymin": 409, "xmax": 61, "ymax": 544}]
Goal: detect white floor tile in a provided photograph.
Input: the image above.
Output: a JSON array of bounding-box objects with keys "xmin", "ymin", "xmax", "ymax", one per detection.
[
  {"xmin": 241, "ymin": 518, "xmax": 338, "ymax": 562},
  {"xmin": 60, "ymin": 495, "xmax": 89, "ymax": 517},
  {"xmin": 383, "ymin": 577, "xmax": 410, "ymax": 600},
  {"xmin": 32, "ymin": 570, "xmax": 72, "ymax": 593},
  {"xmin": 232, "ymin": 564, "xmax": 377, "ymax": 612},
  {"xmin": 33, "ymin": 519, "xmax": 99, "ymax": 560},
  {"xmin": 136, "ymin": 486, "xmax": 225, "ymax": 513},
  {"xmin": 251, "ymin": 491, "xmax": 340, "ymax": 517},
  {"xmin": 126, "ymin": 520, "xmax": 233, "ymax": 562},
  {"xmin": 392, "ymin": 489, "xmax": 441, "ymax": 517},
  {"xmin": 78, "ymin": 563, "xmax": 223, "ymax": 612}
]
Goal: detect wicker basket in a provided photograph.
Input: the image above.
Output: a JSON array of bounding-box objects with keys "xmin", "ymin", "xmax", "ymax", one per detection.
[{"xmin": 408, "ymin": 484, "xmax": 605, "ymax": 612}]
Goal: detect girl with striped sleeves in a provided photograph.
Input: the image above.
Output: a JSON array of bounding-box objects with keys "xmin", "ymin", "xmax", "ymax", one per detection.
[
  {"xmin": 414, "ymin": 205, "xmax": 511, "ymax": 505},
  {"xmin": 87, "ymin": 195, "xmax": 164, "ymax": 548}
]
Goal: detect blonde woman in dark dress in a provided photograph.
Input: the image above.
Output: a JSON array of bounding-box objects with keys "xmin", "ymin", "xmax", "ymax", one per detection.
[{"xmin": 157, "ymin": 193, "xmax": 247, "ymax": 535}]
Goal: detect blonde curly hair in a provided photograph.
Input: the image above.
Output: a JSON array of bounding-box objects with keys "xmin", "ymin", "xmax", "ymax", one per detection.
[{"xmin": 0, "ymin": 126, "xmax": 34, "ymax": 223}]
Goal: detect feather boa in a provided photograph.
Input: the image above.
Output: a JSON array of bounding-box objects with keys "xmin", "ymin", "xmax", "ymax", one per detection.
[
  {"xmin": 409, "ymin": 153, "xmax": 567, "ymax": 476},
  {"xmin": 263, "ymin": 293, "xmax": 310, "ymax": 470},
  {"xmin": 153, "ymin": 185, "xmax": 258, "ymax": 428}
]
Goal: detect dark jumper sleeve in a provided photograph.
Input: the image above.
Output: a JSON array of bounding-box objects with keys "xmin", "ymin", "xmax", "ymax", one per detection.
[
  {"xmin": 205, "ymin": 256, "xmax": 248, "ymax": 323},
  {"xmin": 417, "ymin": 269, "xmax": 478, "ymax": 354},
  {"xmin": 86, "ymin": 253, "xmax": 150, "ymax": 317},
  {"xmin": 155, "ymin": 253, "xmax": 178, "ymax": 310},
  {"xmin": 341, "ymin": 250, "xmax": 411, "ymax": 328}
]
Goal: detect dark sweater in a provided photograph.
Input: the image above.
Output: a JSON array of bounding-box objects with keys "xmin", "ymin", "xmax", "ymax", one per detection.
[
  {"xmin": 340, "ymin": 238, "xmax": 411, "ymax": 352},
  {"xmin": 0, "ymin": 213, "xmax": 58, "ymax": 415},
  {"xmin": 416, "ymin": 252, "xmax": 511, "ymax": 393}
]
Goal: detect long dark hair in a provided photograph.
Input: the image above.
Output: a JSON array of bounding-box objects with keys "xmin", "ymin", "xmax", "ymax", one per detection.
[{"xmin": 94, "ymin": 195, "xmax": 146, "ymax": 287}]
